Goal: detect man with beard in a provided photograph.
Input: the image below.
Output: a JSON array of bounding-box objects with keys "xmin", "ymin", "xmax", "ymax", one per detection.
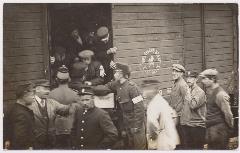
[
  {"xmin": 71, "ymin": 86, "xmax": 118, "ymax": 149},
  {"xmin": 199, "ymin": 69, "xmax": 233, "ymax": 149},
  {"xmin": 93, "ymin": 62, "xmax": 147, "ymax": 149}
]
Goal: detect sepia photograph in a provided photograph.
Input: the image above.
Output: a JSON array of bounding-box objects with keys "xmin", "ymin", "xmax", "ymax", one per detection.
[{"xmin": 2, "ymin": 2, "xmax": 239, "ymax": 150}]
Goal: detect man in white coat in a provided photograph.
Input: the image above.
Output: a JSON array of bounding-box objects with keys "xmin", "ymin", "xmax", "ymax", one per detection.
[{"xmin": 147, "ymin": 93, "xmax": 180, "ymax": 150}]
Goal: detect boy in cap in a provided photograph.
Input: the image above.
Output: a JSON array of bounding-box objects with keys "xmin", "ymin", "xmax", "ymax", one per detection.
[
  {"xmin": 29, "ymin": 79, "xmax": 77, "ymax": 149},
  {"xmin": 48, "ymin": 66, "xmax": 79, "ymax": 149},
  {"xmin": 169, "ymin": 64, "xmax": 191, "ymax": 149},
  {"xmin": 93, "ymin": 62, "xmax": 147, "ymax": 149},
  {"xmin": 71, "ymin": 85, "xmax": 118, "ymax": 149},
  {"xmin": 78, "ymin": 50, "xmax": 105, "ymax": 86},
  {"xmin": 181, "ymin": 71, "xmax": 207, "ymax": 149},
  {"xmin": 199, "ymin": 69, "xmax": 233, "ymax": 149},
  {"xmin": 4, "ymin": 83, "xmax": 35, "ymax": 150},
  {"xmin": 93, "ymin": 26, "xmax": 117, "ymax": 83}
]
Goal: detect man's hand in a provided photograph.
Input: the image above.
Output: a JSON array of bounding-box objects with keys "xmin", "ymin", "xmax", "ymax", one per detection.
[
  {"xmin": 84, "ymin": 81, "xmax": 92, "ymax": 86},
  {"xmin": 107, "ymin": 47, "xmax": 117, "ymax": 54},
  {"xmin": 4, "ymin": 140, "xmax": 10, "ymax": 150},
  {"xmin": 50, "ymin": 56, "xmax": 55, "ymax": 64},
  {"xmin": 110, "ymin": 60, "xmax": 116, "ymax": 69},
  {"xmin": 121, "ymin": 131, "xmax": 127, "ymax": 138}
]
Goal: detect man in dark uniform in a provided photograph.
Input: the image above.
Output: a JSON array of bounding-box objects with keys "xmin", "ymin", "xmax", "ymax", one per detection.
[
  {"xmin": 93, "ymin": 26, "xmax": 117, "ymax": 83},
  {"xmin": 181, "ymin": 71, "xmax": 207, "ymax": 149},
  {"xmin": 48, "ymin": 66, "xmax": 79, "ymax": 149},
  {"xmin": 78, "ymin": 50, "xmax": 105, "ymax": 86},
  {"xmin": 94, "ymin": 62, "xmax": 147, "ymax": 149},
  {"xmin": 199, "ymin": 69, "xmax": 233, "ymax": 149},
  {"xmin": 169, "ymin": 64, "xmax": 191, "ymax": 149},
  {"xmin": 71, "ymin": 86, "xmax": 118, "ymax": 149},
  {"xmin": 4, "ymin": 83, "xmax": 35, "ymax": 150}
]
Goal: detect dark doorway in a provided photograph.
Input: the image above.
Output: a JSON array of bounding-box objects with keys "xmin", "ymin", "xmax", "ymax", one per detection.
[{"xmin": 48, "ymin": 3, "xmax": 112, "ymax": 85}]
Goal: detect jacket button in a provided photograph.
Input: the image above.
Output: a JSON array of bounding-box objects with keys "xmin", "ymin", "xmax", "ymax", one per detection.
[
  {"xmin": 81, "ymin": 137, "xmax": 84, "ymax": 139},
  {"xmin": 82, "ymin": 120, "xmax": 85, "ymax": 123},
  {"xmin": 80, "ymin": 145, "xmax": 84, "ymax": 147},
  {"xmin": 81, "ymin": 128, "xmax": 84, "ymax": 131}
]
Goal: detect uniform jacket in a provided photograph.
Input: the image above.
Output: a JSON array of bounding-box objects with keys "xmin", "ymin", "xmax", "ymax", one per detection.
[
  {"xmin": 48, "ymin": 85, "xmax": 78, "ymax": 135},
  {"xmin": 181, "ymin": 84, "xmax": 207, "ymax": 127},
  {"xmin": 83, "ymin": 61, "xmax": 104, "ymax": 86},
  {"xmin": 4, "ymin": 103, "xmax": 34, "ymax": 149},
  {"xmin": 29, "ymin": 97, "xmax": 70, "ymax": 139},
  {"xmin": 169, "ymin": 77, "xmax": 191, "ymax": 117},
  {"xmin": 71, "ymin": 107, "xmax": 118, "ymax": 149},
  {"xmin": 94, "ymin": 80, "xmax": 146, "ymax": 131}
]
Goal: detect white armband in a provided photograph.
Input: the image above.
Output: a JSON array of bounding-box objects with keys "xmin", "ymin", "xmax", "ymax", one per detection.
[{"xmin": 132, "ymin": 95, "xmax": 143, "ymax": 104}]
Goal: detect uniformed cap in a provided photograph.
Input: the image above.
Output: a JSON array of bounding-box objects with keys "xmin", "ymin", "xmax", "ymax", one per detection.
[
  {"xmin": 185, "ymin": 71, "xmax": 198, "ymax": 78},
  {"xmin": 57, "ymin": 65, "xmax": 69, "ymax": 80},
  {"xmin": 97, "ymin": 26, "xmax": 109, "ymax": 38},
  {"xmin": 78, "ymin": 50, "xmax": 94, "ymax": 58},
  {"xmin": 199, "ymin": 69, "xmax": 218, "ymax": 78},
  {"xmin": 76, "ymin": 85, "xmax": 94, "ymax": 96},
  {"xmin": 115, "ymin": 62, "xmax": 130, "ymax": 76},
  {"xmin": 16, "ymin": 82, "xmax": 35, "ymax": 98},
  {"xmin": 33, "ymin": 79, "xmax": 50, "ymax": 88},
  {"xmin": 172, "ymin": 64, "xmax": 185, "ymax": 73}
]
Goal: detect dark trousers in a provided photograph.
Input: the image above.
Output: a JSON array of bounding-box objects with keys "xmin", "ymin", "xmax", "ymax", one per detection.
[
  {"xmin": 123, "ymin": 127, "xmax": 147, "ymax": 150},
  {"xmin": 55, "ymin": 134, "xmax": 71, "ymax": 149},
  {"xmin": 175, "ymin": 124, "xmax": 184, "ymax": 150},
  {"xmin": 181, "ymin": 125, "xmax": 206, "ymax": 149},
  {"xmin": 34, "ymin": 134, "xmax": 56, "ymax": 149},
  {"xmin": 206, "ymin": 123, "xmax": 230, "ymax": 150}
]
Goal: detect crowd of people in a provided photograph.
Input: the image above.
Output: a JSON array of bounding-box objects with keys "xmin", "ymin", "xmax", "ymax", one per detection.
[{"xmin": 3, "ymin": 25, "xmax": 235, "ymax": 150}]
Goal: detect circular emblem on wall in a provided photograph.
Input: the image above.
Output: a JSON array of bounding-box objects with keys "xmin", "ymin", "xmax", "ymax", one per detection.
[{"xmin": 141, "ymin": 48, "xmax": 161, "ymax": 74}]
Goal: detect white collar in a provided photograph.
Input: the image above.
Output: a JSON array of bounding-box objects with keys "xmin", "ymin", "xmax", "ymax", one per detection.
[{"xmin": 34, "ymin": 95, "xmax": 46, "ymax": 107}]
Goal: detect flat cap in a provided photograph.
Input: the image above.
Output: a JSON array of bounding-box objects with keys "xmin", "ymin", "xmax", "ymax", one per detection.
[
  {"xmin": 115, "ymin": 62, "xmax": 130, "ymax": 75},
  {"xmin": 97, "ymin": 26, "xmax": 109, "ymax": 38},
  {"xmin": 76, "ymin": 85, "xmax": 94, "ymax": 96},
  {"xmin": 16, "ymin": 82, "xmax": 35, "ymax": 98},
  {"xmin": 172, "ymin": 64, "xmax": 185, "ymax": 73},
  {"xmin": 78, "ymin": 50, "xmax": 94, "ymax": 58},
  {"xmin": 199, "ymin": 69, "xmax": 218, "ymax": 77},
  {"xmin": 185, "ymin": 71, "xmax": 198, "ymax": 78},
  {"xmin": 33, "ymin": 79, "xmax": 50, "ymax": 88},
  {"xmin": 57, "ymin": 65, "xmax": 69, "ymax": 80}
]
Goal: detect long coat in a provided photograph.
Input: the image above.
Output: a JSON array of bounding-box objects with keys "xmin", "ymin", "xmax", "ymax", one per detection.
[
  {"xmin": 147, "ymin": 94, "xmax": 180, "ymax": 150},
  {"xmin": 71, "ymin": 107, "xmax": 118, "ymax": 149},
  {"xmin": 4, "ymin": 103, "xmax": 35, "ymax": 149}
]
